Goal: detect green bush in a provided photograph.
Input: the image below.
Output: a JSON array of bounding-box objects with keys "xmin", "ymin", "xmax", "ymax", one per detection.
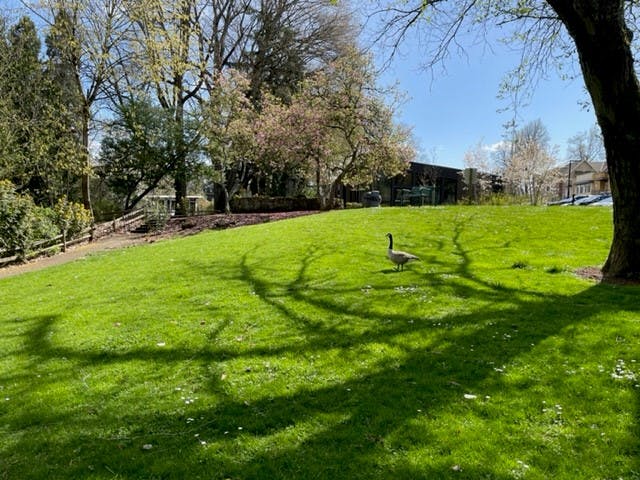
[
  {"xmin": 53, "ymin": 197, "xmax": 93, "ymax": 242},
  {"xmin": 32, "ymin": 206, "xmax": 60, "ymax": 243},
  {"xmin": 0, "ymin": 180, "xmax": 35, "ymax": 259},
  {"xmin": 0, "ymin": 181, "xmax": 93, "ymax": 260}
]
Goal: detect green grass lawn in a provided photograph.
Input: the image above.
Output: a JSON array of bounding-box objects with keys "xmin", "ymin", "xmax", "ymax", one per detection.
[{"xmin": 1, "ymin": 205, "xmax": 639, "ymax": 479}]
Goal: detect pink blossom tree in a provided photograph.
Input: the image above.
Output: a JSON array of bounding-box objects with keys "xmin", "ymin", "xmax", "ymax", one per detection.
[
  {"xmin": 203, "ymin": 70, "xmax": 257, "ymax": 213},
  {"xmin": 305, "ymin": 47, "xmax": 415, "ymax": 207},
  {"xmin": 204, "ymin": 49, "xmax": 415, "ymax": 210},
  {"xmin": 256, "ymin": 47, "xmax": 415, "ymax": 208},
  {"xmin": 254, "ymin": 91, "xmax": 329, "ymax": 197}
]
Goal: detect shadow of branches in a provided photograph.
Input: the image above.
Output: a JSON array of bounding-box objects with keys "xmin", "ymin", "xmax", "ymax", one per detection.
[{"xmin": 1, "ymin": 218, "xmax": 639, "ymax": 480}]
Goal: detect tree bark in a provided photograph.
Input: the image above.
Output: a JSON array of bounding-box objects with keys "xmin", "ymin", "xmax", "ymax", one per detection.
[
  {"xmin": 547, "ymin": 0, "xmax": 640, "ymax": 282},
  {"xmin": 173, "ymin": 88, "xmax": 188, "ymax": 216},
  {"xmin": 222, "ymin": 185, "xmax": 231, "ymax": 214},
  {"xmin": 81, "ymin": 103, "xmax": 92, "ymax": 215},
  {"xmin": 174, "ymin": 165, "xmax": 188, "ymax": 216}
]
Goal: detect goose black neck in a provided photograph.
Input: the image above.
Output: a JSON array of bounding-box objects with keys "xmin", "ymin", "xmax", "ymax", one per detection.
[{"xmin": 387, "ymin": 234, "xmax": 393, "ymax": 249}]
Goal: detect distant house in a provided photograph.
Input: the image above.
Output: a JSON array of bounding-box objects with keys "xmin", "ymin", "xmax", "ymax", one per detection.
[
  {"xmin": 146, "ymin": 194, "xmax": 206, "ymax": 215},
  {"xmin": 556, "ymin": 160, "xmax": 609, "ymax": 199},
  {"xmin": 342, "ymin": 162, "xmax": 463, "ymax": 206},
  {"xmin": 371, "ymin": 162, "xmax": 464, "ymax": 206}
]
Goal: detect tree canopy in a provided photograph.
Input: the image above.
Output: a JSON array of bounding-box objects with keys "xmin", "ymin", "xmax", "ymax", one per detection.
[
  {"xmin": 0, "ymin": 1, "xmax": 413, "ymax": 221},
  {"xmin": 0, "ymin": 15, "xmax": 85, "ymax": 206}
]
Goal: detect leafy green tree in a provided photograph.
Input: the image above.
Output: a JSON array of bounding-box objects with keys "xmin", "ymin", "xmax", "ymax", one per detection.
[
  {"xmin": 125, "ymin": 0, "xmax": 253, "ymax": 215},
  {"xmin": 240, "ymin": 0, "xmax": 354, "ymax": 105},
  {"xmin": 0, "ymin": 15, "xmax": 85, "ymax": 206},
  {"xmin": 0, "ymin": 18, "xmax": 17, "ymax": 176},
  {"xmin": 98, "ymin": 98, "xmax": 181, "ymax": 211},
  {"xmin": 124, "ymin": 0, "xmax": 356, "ymax": 213},
  {"xmin": 245, "ymin": 9, "xmax": 304, "ymax": 104},
  {"xmin": 40, "ymin": 0, "xmax": 132, "ymax": 214},
  {"xmin": 0, "ymin": 16, "xmax": 45, "ymax": 194}
]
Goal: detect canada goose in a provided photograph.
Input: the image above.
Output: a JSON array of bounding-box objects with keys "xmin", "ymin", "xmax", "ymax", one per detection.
[{"xmin": 386, "ymin": 233, "xmax": 419, "ymax": 271}]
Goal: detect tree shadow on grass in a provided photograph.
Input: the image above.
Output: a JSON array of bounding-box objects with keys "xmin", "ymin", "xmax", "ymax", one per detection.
[{"xmin": 2, "ymin": 224, "xmax": 640, "ymax": 479}]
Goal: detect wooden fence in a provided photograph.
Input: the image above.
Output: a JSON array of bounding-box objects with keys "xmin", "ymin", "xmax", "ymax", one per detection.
[
  {"xmin": 92, "ymin": 209, "xmax": 145, "ymax": 238},
  {"xmin": 0, "ymin": 209, "xmax": 145, "ymax": 268}
]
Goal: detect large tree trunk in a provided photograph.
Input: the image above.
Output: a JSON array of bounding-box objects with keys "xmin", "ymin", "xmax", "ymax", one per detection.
[
  {"xmin": 174, "ymin": 166, "xmax": 188, "ymax": 216},
  {"xmin": 81, "ymin": 104, "xmax": 92, "ymax": 215},
  {"xmin": 173, "ymin": 90, "xmax": 188, "ymax": 216},
  {"xmin": 548, "ymin": 0, "xmax": 640, "ymax": 282}
]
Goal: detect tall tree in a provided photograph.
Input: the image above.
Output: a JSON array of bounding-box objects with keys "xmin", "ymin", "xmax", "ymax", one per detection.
[
  {"xmin": 240, "ymin": 0, "xmax": 355, "ymax": 104},
  {"xmin": 203, "ymin": 69, "xmax": 258, "ymax": 213},
  {"xmin": 0, "ymin": 15, "xmax": 84, "ymax": 205},
  {"xmin": 255, "ymin": 88, "xmax": 324, "ymax": 195},
  {"xmin": 370, "ymin": 0, "xmax": 640, "ymax": 282},
  {"xmin": 311, "ymin": 47, "xmax": 414, "ymax": 206},
  {"xmin": 566, "ymin": 125, "xmax": 605, "ymax": 164},
  {"xmin": 126, "ymin": 0, "xmax": 353, "ymax": 213},
  {"xmin": 126, "ymin": 0, "xmax": 253, "ymax": 215},
  {"xmin": 3, "ymin": 16, "xmax": 45, "ymax": 195},
  {"xmin": 41, "ymin": 0, "xmax": 132, "ymax": 214},
  {"xmin": 98, "ymin": 98, "xmax": 180, "ymax": 210},
  {"xmin": 0, "ymin": 16, "xmax": 23, "ymax": 168},
  {"xmin": 500, "ymin": 120, "xmax": 559, "ymax": 205},
  {"xmin": 255, "ymin": 46, "xmax": 415, "ymax": 208},
  {"xmin": 244, "ymin": 3, "xmax": 304, "ymax": 103}
]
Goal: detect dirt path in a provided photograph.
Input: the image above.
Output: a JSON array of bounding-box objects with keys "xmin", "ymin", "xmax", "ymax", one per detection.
[{"xmin": 0, "ymin": 233, "xmax": 149, "ymax": 279}]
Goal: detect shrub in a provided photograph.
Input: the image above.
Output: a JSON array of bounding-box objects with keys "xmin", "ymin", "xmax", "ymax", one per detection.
[
  {"xmin": 32, "ymin": 206, "xmax": 60, "ymax": 243},
  {"xmin": 53, "ymin": 198, "xmax": 93, "ymax": 245},
  {"xmin": 0, "ymin": 182, "xmax": 93, "ymax": 260},
  {"xmin": 0, "ymin": 180, "xmax": 37, "ymax": 260}
]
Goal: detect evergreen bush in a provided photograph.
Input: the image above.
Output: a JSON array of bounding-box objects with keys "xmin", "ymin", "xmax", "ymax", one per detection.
[
  {"xmin": 0, "ymin": 180, "xmax": 36, "ymax": 259},
  {"xmin": 53, "ymin": 197, "xmax": 93, "ymax": 246},
  {"xmin": 0, "ymin": 181, "xmax": 93, "ymax": 259}
]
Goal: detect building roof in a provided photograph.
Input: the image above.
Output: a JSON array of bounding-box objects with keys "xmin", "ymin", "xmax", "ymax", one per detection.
[{"xmin": 559, "ymin": 160, "xmax": 607, "ymax": 175}]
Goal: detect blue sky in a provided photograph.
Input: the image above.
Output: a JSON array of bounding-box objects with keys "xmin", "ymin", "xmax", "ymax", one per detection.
[{"xmin": 373, "ymin": 28, "xmax": 598, "ymax": 169}]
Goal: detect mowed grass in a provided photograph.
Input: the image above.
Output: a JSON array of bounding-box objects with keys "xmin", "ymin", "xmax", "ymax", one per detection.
[{"xmin": 1, "ymin": 205, "xmax": 639, "ymax": 479}]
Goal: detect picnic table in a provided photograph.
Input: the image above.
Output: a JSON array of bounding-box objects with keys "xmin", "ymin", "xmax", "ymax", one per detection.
[{"xmin": 395, "ymin": 186, "xmax": 437, "ymax": 206}]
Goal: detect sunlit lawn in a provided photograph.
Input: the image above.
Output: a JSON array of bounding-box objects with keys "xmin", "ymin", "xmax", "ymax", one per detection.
[{"xmin": 1, "ymin": 205, "xmax": 639, "ymax": 479}]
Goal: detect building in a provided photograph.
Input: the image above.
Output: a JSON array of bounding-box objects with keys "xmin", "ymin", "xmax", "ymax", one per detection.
[
  {"xmin": 556, "ymin": 160, "xmax": 609, "ymax": 199},
  {"xmin": 146, "ymin": 194, "xmax": 207, "ymax": 215},
  {"xmin": 343, "ymin": 162, "xmax": 463, "ymax": 206},
  {"xmin": 372, "ymin": 162, "xmax": 464, "ymax": 206}
]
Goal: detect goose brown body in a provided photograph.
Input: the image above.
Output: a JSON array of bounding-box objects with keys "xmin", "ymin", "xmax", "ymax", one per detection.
[{"xmin": 386, "ymin": 233, "xmax": 419, "ymax": 271}]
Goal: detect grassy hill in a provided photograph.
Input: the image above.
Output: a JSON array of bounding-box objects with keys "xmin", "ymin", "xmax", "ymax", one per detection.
[{"xmin": 1, "ymin": 206, "xmax": 639, "ymax": 479}]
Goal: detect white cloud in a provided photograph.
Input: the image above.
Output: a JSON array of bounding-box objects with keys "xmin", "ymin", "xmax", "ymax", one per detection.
[{"xmin": 482, "ymin": 141, "xmax": 509, "ymax": 153}]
